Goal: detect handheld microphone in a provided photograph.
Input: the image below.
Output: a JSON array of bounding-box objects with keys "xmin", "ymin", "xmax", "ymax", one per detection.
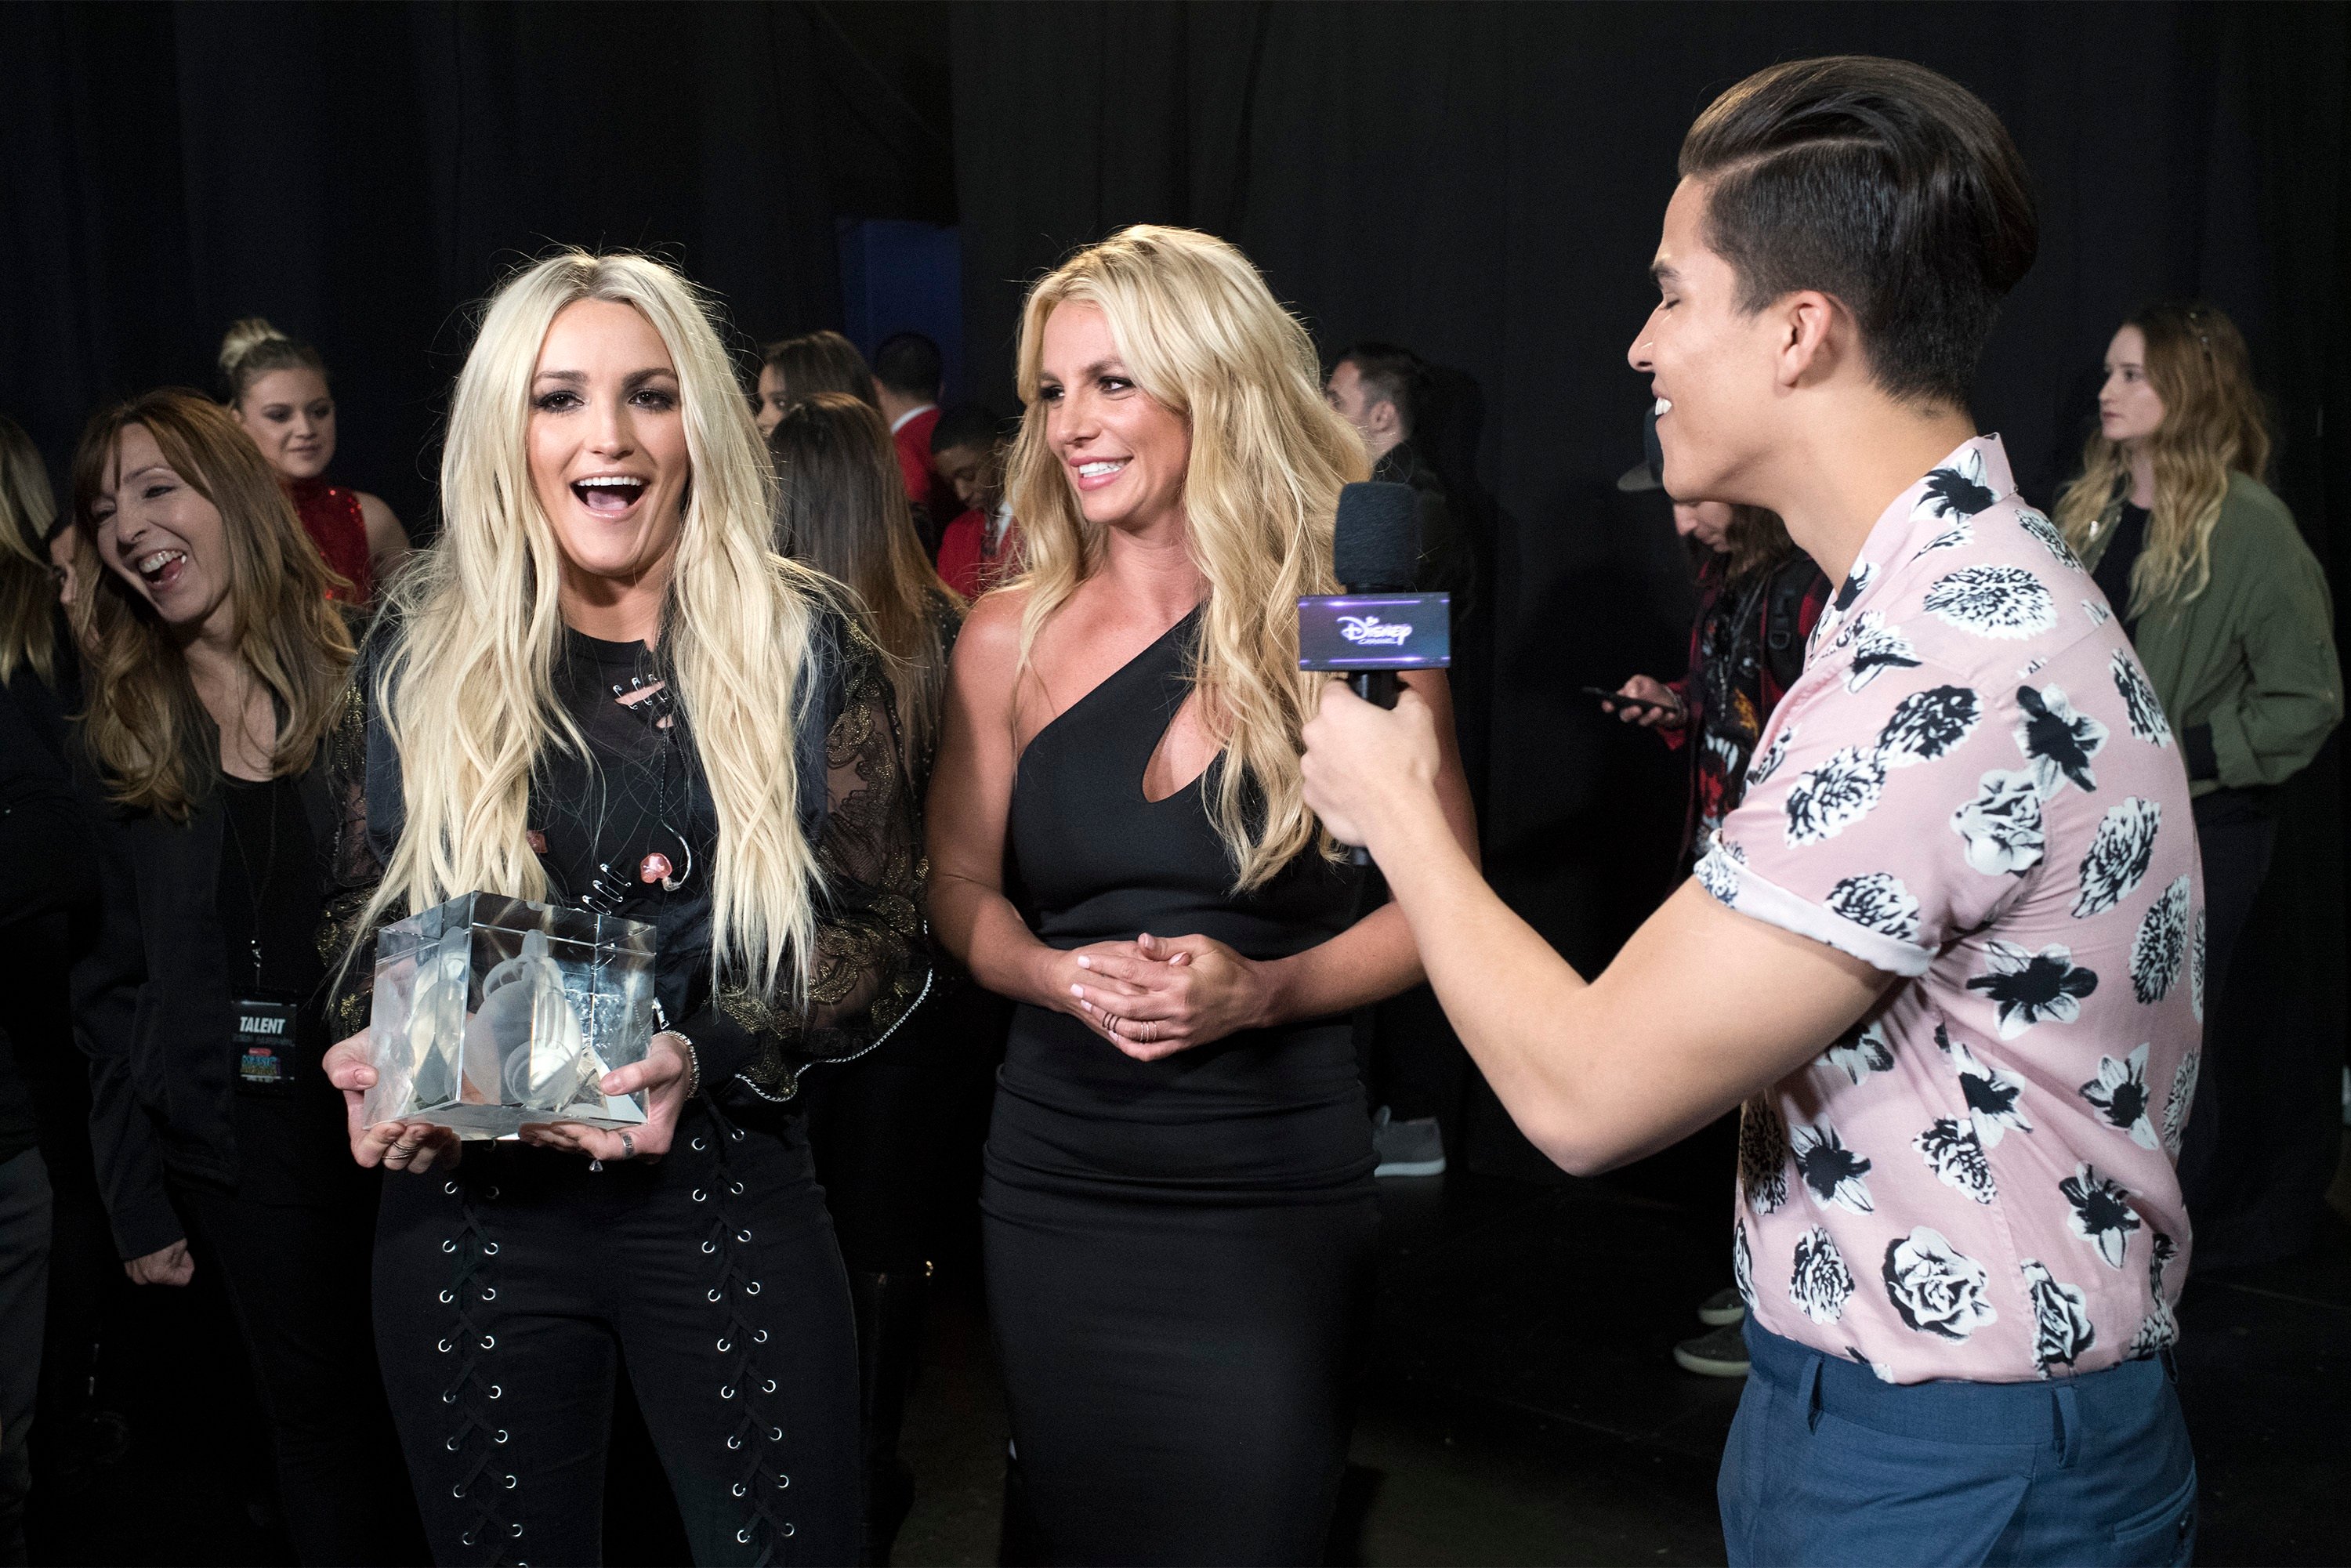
[{"xmin": 1300, "ymin": 481, "xmax": 1450, "ymax": 864}]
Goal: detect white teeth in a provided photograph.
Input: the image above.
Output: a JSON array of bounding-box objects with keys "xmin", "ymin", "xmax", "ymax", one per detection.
[
  {"xmin": 1654, "ymin": 397, "xmax": 1674, "ymax": 416},
  {"xmin": 136, "ymin": 549, "xmax": 184, "ymax": 574},
  {"xmin": 575, "ymin": 476, "xmax": 644, "ymax": 490},
  {"xmin": 1078, "ymin": 461, "xmax": 1124, "ymax": 477}
]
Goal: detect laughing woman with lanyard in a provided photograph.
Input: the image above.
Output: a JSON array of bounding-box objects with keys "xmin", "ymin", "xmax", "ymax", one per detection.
[
  {"xmin": 321, "ymin": 250, "xmax": 928, "ymax": 1566},
  {"xmin": 67, "ymin": 389, "xmax": 414, "ymax": 1564}
]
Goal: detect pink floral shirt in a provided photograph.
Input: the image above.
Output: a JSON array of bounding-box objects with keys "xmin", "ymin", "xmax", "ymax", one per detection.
[{"xmin": 1696, "ymin": 436, "xmax": 2201, "ymax": 1385}]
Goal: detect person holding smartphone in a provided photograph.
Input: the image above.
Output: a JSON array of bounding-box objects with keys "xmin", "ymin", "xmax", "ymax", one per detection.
[{"xmin": 1603, "ymin": 493, "xmax": 1829, "ymax": 1378}]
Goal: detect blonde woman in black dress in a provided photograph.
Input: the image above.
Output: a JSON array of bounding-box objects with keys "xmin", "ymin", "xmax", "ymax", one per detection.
[{"xmin": 928, "ymin": 226, "xmax": 1477, "ymax": 1565}]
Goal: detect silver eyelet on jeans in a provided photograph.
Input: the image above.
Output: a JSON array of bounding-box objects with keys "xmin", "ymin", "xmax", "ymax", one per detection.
[
  {"xmin": 781, "ymin": 1523, "xmax": 795, "ymax": 1537},
  {"xmin": 744, "ymin": 1280, "xmax": 761, "ymax": 1295},
  {"xmin": 692, "ymin": 1136, "xmax": 707, "ymax": 1151},
  {"xmin": 444, "ymin": 1436, "xmax": 460, "ymax": 1452},
  {"xmin": 701, "ymin": 1241, "xmax": 716, "ymax": 1255},
  {"xmin": 505, "ymin": 1475, "xmax": 517, "ymax": 1490},
  {"xmin": 692, "ymin": 1188, "xmax": 708, "ymax": 1203},
  {"xmin": 439, "ymin": 1289, "xmax": 454, "ymax": 1303},
  {"xmin": 441, "ymin": 1239, "xmax": 457, "ymax": 1254},
  {"xmin": 777, "ymin": 1474, "xmax": 789, "ymax": 1487},
  {"xmin": 736, "ymin": 1528, "xmax": 752, "ymax": 1544},
  {"xmin": 484, "ymin": 1242, "xmax": 501, "ymax": 1256},
  {"xmin": 483, "ymin": 1287, "xmax": 496, "ymax": 1301},
  {"xmin": 437, "ymin": 1338, "xmax": 453, "ymax": 1353},
  {"xmin": 731, "ymin": 1483, "xmax": 746, "ymax": 1498},
  {"xmin": 716, "ymin": 1336, "xmax": 731, "ymax": 1353},
  {"xmin": 729, "ymin": 1180, "xmax": 745, "ymax": 1195},
  {"xmin": 451, "ymin": 1484, "xmax": 465, "ymax": 1499},
  {"xmin": 762, "ymin": 1378, "xmax": 777, "ymax": 1393},
  {"xmin": 768, "ymin": 1425, "xmax": 782, "ymax": 1441},
  {"xmin": 480, "ymin": 1334, "xmax": 496, "ymax": 1349},
  {"xmin": 496, "ymin": 1429, "xmax": 510, "ymax": 1443},
  {"xmin": 488, "ymin": 1384, "xmax": 503, "ymax": 1399},
  {"xmin": 720, "ymin": 1385, "xmax": 736, "ymax": 1400},
  {"xmin": 752, "ymin": 1329, "xmax": 769, "ymax": 1344},
  {"xmin": 444, "ymin": 1181, "xmax": 458, "ymax": 1194},
  {"xmin": 736, "ymin": 1229, "xmax": 752, "ymax": 1243},
  {"xmin": 727, "ymin": 1435, "xmax": 742, "ymax": 1451},
  {"xmin": 707, "ymin": 1288, "xmax": 723, "ymax": 1303}
]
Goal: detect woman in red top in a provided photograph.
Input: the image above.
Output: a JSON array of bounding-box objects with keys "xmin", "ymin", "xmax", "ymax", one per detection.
[{"xmin": 219, "ymin": 317, "xmax": 409, "ymax": 603}]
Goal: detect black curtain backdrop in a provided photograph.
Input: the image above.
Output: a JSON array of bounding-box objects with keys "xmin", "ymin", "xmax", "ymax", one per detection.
[
  {"xmin": 954, "ymin": 2, "xmax": 2350, "ymax": 1190},
  {"xmin": 0, "ymin": 1, "xmax": 955, "ymax": 533}
]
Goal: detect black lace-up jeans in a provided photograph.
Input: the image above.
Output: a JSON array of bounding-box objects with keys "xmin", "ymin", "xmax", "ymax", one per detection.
[{"xmin": 373, "ymin": 1100, "xmax": 860, "ymax": 1566}]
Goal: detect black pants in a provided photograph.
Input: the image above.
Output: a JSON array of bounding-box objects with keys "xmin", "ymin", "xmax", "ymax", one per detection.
[
  {"xmin": 172, "ymin": 1172, "xmax": 417, "ymax": 1566},
  {"xmin": 799, "ymin": 998, "xmax": 962, "ymax": 1276},
  {"xmin": 0, "ymin": 1150, "xmax": 49, "ymax": 1567},
  {"xmin": 2175, "ymin": 793, "xmax": 2277, "ymax": 1248},
  {"xmin": 373, "ymin": 1100, "xmax": 858, "ymax": 1566}
]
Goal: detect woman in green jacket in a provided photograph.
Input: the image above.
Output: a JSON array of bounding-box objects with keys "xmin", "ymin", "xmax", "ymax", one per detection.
[{"xmin": 2056, "ymin": 300, "xmax": 2342, "ymax": 1255}]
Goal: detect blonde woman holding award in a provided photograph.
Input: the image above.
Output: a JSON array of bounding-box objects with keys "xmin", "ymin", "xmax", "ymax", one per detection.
[{"xmin": 321, "ymin": 250, "xmax": 927, "ymax": 1566}]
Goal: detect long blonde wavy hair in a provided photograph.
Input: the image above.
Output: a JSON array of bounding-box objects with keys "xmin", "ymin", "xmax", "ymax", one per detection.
[
  {"xmin": 69, "ymin": 391, "xmax": 353, "ymax": 820},
  {"xmin": 2055, "ymin": 301, "xmax": 2272, "ymax": 615},
  {"xmin": 1005, "ymin": 226, "xmax": 1370, "ymax": 891},
  {"xmin": 360, "ymin": 251, "xmax": 824, "ymax": 995}
]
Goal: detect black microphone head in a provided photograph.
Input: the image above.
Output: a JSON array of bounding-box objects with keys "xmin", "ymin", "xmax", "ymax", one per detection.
[{"xmin": 1332, "ymin": 480, "xmax": 1421, "ymax": 592}]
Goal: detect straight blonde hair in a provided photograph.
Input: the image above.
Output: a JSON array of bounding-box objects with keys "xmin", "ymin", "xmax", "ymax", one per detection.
[
  {"xmin": 2055, "ymin": 301, "xmax": 2271, "ymax": 616},
  {"xmin": 1005, "ymin": 226, "xmax": 1371, "ymax": 891},
  {"xmin": 69, "ymin": 391, "xmax": 353, "ymax": 819},
  {"xmin": 360, "ymin": 251, "xmax": 824, "ymax": 996}
]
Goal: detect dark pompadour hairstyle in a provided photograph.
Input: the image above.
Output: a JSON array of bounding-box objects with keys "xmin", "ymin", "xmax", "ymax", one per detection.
[
  {"xmin": 1679, "ymin": 56, "xmax": 2038, "ymax": 409},
  {"xmin": 873, "ymin": 331, "xmax": 944, "ymax": 399},
  {"xmin": 1337, "ymin": 342, "xmax": 1429, "ymax": 436}
]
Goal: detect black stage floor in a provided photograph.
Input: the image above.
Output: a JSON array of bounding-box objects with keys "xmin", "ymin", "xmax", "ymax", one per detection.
[{"xmin": 27, "ymin": 1143, "xmax": 2351, "ymax": 1565}]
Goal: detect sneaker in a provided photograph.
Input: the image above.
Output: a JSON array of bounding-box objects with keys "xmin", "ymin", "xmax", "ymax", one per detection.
[
  {"xmin": 1672, "ymin": 1322, "xmax": 1751, "ymax": 1378},
  {"xmin": 1696, "ymin": 1286, "xmax": 1747, "ymax": 1327},
  {"xmin": 1371, "ymin": 1106, "xmax": 1445, "ymax": 1178}
]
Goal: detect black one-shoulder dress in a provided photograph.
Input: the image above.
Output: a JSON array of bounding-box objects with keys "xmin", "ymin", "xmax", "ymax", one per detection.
[{"xmin": 983, "ymin": 607, "xmax": 1378, "ymax": 1566}]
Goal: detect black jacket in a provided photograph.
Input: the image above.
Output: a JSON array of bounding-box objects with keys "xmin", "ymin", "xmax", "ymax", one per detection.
[
  {"xmin": 2, "ymin": 655, "xmax": 98, "ymax": 1167},
  {"xmin": 71, "ymin": 749, "xmax": 338, "ymax": 1258}
]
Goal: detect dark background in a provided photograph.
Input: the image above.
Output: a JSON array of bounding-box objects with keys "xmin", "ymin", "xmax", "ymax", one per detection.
[{"xmin": 3, "ymin": 0, "xmax": 2343, "ymax": 1192}]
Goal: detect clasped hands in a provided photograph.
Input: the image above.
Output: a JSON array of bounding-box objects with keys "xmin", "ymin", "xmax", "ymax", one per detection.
[
  {"xmin": 320, "ymin": 1028, "xmax": 697, "ymax": 1175},
  {"xmin": 1061, "ymin": 932, "xmax": 1271, "ymax": 1061}
]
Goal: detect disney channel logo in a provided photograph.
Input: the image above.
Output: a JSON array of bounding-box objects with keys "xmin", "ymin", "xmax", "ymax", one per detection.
[{"xmin": 1336, "ymin": 614, "xmax": 1415, "ymax": 648}]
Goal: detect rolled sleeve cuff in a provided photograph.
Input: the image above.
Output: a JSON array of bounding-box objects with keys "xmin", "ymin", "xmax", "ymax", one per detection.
[{"xmin": 1694, "ymin": 842, "xmax": 1934, "ymax": 978}]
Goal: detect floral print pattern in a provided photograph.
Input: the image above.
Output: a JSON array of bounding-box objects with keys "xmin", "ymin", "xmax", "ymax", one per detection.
[
  {"xmin": 2073, "ymin": 798, "xmax": 2161, "ymax": 918},
  {"xmin": 1699, "ymin": 437, "xmax": 2197, "ymax": 1384}
]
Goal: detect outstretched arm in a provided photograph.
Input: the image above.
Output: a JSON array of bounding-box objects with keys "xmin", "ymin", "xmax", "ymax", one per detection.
[{"xmin": 1301, "ymin": 680, "xmax": 1886, "ymax": 1172}]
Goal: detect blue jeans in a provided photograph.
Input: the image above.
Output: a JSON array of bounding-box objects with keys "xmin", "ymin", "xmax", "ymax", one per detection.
[{"xmin": 1719, "ymin": 1321, "xmax": 2197, "ymax": 1567}]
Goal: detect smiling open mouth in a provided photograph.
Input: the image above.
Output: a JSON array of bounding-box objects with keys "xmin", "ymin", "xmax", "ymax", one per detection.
[
  {"xmin": 136, "ymin": 548, "xmax": 188, "ymax": 590},
  {"xmin": 573, "ymin": 476, "xmax": 648, "ymax": 515}
]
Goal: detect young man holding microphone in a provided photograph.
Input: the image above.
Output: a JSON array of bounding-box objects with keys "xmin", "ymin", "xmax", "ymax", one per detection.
[{"xmin": 1302, "ymin": 56, "xmax": 2202, "ymax": 1567}]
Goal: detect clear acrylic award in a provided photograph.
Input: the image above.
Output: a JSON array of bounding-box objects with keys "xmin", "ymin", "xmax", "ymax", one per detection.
[{"xmin": 361, "ymin": 891, "xmax": 656, "ymax": 1138}]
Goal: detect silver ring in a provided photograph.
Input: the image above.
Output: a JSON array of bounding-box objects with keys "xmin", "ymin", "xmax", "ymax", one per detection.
[{"xmin": 619, "ymin": 1132, "xmax": 636, "ymax": 1160}]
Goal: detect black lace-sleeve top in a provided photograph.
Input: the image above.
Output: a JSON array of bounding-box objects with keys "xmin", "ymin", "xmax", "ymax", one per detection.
[{"xmin": 324, "ymin": 604, "xmax": 930, "ymax": 1105}]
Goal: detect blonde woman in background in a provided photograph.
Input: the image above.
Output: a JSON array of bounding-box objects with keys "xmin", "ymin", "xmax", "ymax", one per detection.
[
  {"xmin": 927, "ymin": 226, "xmax": 1476, "ymax": 1563},
  {"xmin": 319, "ymin": 251, "xmax": 927, "ymax": 1564},
  {"xmin": 2056, "ymin": 299, "xmax": 2341, "ymax": 1263},
  {"xmin": 219, "ymin": 317, "xmax": 410, "ymax": 601},
  {"xmin": 65, "ymin": 391, "xmax": 415, "ymax": 1565}
]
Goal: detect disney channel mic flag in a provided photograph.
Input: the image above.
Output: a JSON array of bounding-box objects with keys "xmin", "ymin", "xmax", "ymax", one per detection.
[
  {"xmin": 362, "ymin": 891, "xmax": 655, "ymax": 1138},
  {"xmin": 1295, "ymin": 593, "xmax": 1451, "ymax": 672}
]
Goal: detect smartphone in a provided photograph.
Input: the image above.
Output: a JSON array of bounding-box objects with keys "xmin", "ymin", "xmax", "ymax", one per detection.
[{"xmin": 1581, "ymin": 684, "xmax": 1672, "ymax": 714}]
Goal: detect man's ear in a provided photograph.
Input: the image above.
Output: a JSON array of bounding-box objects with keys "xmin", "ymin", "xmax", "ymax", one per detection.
[
  {"xmin": 1369, "ymin": 398, "xmax": 1402, "ymax": 440},
  {"xmin": 1776, "ymin": 290, "xmax": 1849, "ymax": 389}
]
